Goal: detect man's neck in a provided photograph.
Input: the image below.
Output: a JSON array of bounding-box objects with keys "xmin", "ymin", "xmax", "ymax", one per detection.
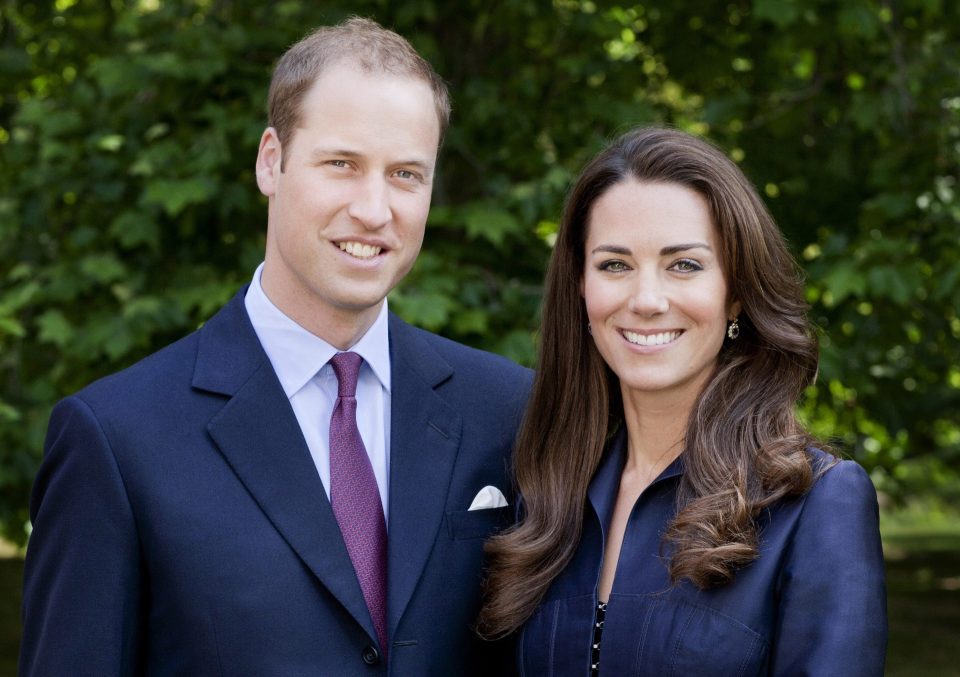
[
  {"xmin": 257, "ymin": 266, "xmax": 383, "ymax": 350},
  {"xmin": 274, "ymin": 295, "xmax": 382, "ymax": 351},
  {"xmin": 315, "ymin": 307, "xmax": 382, "ymax": 351}
]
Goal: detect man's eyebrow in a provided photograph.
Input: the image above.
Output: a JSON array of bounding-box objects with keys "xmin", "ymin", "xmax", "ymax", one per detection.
[{"xmin": 309, "ymin": 147, "xmax": 361, "ymax": 161}]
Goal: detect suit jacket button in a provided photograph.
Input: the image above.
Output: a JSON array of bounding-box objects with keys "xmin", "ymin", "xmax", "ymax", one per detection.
[{"xmin": 361, "ymin": 645, "xmax": 380, "ymax": 665}]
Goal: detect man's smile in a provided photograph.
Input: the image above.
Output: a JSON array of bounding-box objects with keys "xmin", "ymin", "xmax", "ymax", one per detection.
[{"xmin": 337, "ymin": 240, "xmax": 384, "ymax": 260}]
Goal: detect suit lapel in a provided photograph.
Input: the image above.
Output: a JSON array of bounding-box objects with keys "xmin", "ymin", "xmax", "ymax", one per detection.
[
  {"xmin": 386, "ymin": 315, "xmax": 462, "ymax": 633},
  {"xmin": 193, "ymin": 290, "xmax": 378, "ymax": 644}
]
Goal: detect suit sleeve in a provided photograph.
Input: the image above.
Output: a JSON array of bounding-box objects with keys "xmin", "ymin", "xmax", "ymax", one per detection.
[
  {"xmin": 20, "ymin": 396, "xmax": 144, "ymax": 676},
  {"xmin": 770, "ymin": 459, "xmax": 888, "ymax": 676}
]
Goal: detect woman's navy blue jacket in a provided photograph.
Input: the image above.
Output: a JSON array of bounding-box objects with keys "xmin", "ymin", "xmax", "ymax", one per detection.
[{"xmin": 518, "ymin": 429, "xmax": 888, "ymax": 676}]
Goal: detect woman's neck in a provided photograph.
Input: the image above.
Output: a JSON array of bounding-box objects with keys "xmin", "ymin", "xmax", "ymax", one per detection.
[{"xmin": 620, "ymin": 383, "xmax": 700, "ymax": 479}]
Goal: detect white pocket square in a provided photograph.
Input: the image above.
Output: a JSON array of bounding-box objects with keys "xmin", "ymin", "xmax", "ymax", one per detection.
[{"xmin": 468, "ymin": 485, "xmax": 508, "ymax": 511}]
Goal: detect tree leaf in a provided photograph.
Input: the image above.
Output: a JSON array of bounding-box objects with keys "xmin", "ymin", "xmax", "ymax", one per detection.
[
  {"xmin": 36, "ymin": 310, "xmax": 73, "ymax": 348},
  {"xmin": 142, "ymin": 178, "xmax": 216, "ymax": 216}
]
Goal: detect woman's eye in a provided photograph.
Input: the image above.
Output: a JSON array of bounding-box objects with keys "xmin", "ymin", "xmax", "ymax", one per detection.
[
  {"xmin": 671, "ymin": 259, "xmax": 703, "ymax": 273},
  {"xmin": 599, "ymin": 260, "xmax": 629, "ymax": 272}
]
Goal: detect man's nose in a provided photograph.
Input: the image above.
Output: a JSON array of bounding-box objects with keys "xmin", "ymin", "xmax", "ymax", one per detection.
[{"xmin": 347, "ymin": 176, "xmax": 392, "ymax": 229}]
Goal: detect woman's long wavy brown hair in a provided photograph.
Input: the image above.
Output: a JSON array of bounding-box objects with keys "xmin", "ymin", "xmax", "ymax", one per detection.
[{"xmin": 478, "ymin": 127, "xmax": 822, "ymax": 639}]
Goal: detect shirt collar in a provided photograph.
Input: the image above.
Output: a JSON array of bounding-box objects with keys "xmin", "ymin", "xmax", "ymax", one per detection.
[{"xmin": 243, "ymin": 262, "xmax": 392, "ymax": 398}]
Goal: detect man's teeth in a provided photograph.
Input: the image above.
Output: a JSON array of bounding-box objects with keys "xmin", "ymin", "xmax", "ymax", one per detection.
[
  {"xmin": 339, "ymin": 241, "xmax": 382, "ymax": 259},
  {"xmin": 622, "ymin": 330, "xmax": 681, "ymax": 346}
]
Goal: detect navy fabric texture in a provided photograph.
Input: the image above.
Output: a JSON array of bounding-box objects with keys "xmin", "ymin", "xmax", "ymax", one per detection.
[
  {"xmin": 519, "ymin": 428, "xmax": 888, "ymax": 677},
  {"xmin": 20, "ymin": 288, "xmax": 532, "ymax": 677}
]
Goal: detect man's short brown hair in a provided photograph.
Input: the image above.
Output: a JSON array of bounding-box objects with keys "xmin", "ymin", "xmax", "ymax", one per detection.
[{"xmin": 268, "ymin": 16, "xmax": 451, "ymax": 155}]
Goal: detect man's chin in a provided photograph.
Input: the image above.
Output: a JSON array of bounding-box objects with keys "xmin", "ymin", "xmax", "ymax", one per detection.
[{"xmin": 331, "ymin": 292, "xmax": 390, "ymax": 316}]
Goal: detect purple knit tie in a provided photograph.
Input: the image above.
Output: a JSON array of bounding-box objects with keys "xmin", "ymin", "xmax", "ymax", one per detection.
[{"xmin": 329, "ymin": 352, "xmax": 388, "ymax": 654}]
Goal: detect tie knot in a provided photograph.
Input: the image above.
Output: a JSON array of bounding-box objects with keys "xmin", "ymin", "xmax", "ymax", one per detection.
[{"xmin": 330, "ymin": 352, "xmax": 363, "ymax": 398}]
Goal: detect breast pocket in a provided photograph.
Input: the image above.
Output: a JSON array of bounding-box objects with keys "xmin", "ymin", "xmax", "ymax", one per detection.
[
  {"xmin": 445, "ymin": 506, "xmax": 512, "ymax": 540},
  {"xmin": 607, "ymin": 595, "xmax": 769, "ymax": 677}
]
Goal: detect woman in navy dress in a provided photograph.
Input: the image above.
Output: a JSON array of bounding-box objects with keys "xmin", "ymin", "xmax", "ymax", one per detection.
[{"xmin": 479, "ymin": 127, "xmax": 887, "ymax": 676}]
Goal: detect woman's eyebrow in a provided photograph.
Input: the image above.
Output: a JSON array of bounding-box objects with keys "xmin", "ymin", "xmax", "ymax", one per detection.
[
  {"xmin": 660, "ymin": 242, "xmax": 712, "ymax": 256},
  {"xmin": 590, "ymin": 244, "xmax": 632, "ymax": 255}
]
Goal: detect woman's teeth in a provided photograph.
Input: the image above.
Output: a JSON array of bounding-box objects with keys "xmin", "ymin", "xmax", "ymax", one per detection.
[{"xmin": 622, "ymin": 330, "xmax": 681, "ymax": 346}]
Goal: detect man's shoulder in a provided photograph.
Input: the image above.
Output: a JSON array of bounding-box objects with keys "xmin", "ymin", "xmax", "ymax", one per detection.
[
  {"xmin": 73, "ymin": 290, "xmax": 251, "ymax": 410},
  {"xmin": 75, "ymin": 327, "xmax": 202, "ymax": 408},
  {"xmin": 419, "ymin": 328, "xmax": 529, "ymax": 374},
  {"xmin": 390, "ymin": 314, "xmax": 532, "ymax": 385}
]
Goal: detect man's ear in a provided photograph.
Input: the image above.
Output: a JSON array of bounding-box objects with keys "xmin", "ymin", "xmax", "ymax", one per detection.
[{"xmin": 255, "ymin": 127, "xmax": 282, "ymax": 197}]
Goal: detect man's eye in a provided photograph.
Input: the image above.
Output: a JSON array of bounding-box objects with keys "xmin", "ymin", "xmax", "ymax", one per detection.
[{"xmin": 395, "ymin": 169, "xmax": 417, "ymax": 180}]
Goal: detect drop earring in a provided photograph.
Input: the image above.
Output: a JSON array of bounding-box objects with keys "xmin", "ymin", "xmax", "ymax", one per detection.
[{"xmin": 727, "ymin": 317, "xmax": 740, "ymax": 340}]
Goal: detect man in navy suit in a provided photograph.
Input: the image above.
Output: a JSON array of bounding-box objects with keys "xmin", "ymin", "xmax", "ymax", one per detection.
[{"xmin": 20, "ymin": 17, "xmax": 530, "ymax": 676}]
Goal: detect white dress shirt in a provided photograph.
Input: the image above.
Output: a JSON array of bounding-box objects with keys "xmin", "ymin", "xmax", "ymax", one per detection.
[{"xmin": 244, "ymin": 263, "xmax": 392, "ymax": 521}]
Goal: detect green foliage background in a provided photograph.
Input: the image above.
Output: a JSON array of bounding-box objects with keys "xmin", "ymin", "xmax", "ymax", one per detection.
[{"xmin": 1, "ymin": 0, "xmax": 958, "ymax": 544}]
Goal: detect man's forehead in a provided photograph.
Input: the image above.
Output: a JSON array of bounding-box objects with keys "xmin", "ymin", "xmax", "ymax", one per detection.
[
  {"xmin": 291, "ymin": 77, "xmax": 439, "ymax": 159},
  {"xmin": 305, "ymin": 60, "xmax": 433, "ymax": 99}
]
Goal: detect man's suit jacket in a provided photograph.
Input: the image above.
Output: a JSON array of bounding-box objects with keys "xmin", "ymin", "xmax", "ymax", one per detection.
[{"xmin": 20, "ymin": 289, "xmax": 532, "ymax": 676}]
